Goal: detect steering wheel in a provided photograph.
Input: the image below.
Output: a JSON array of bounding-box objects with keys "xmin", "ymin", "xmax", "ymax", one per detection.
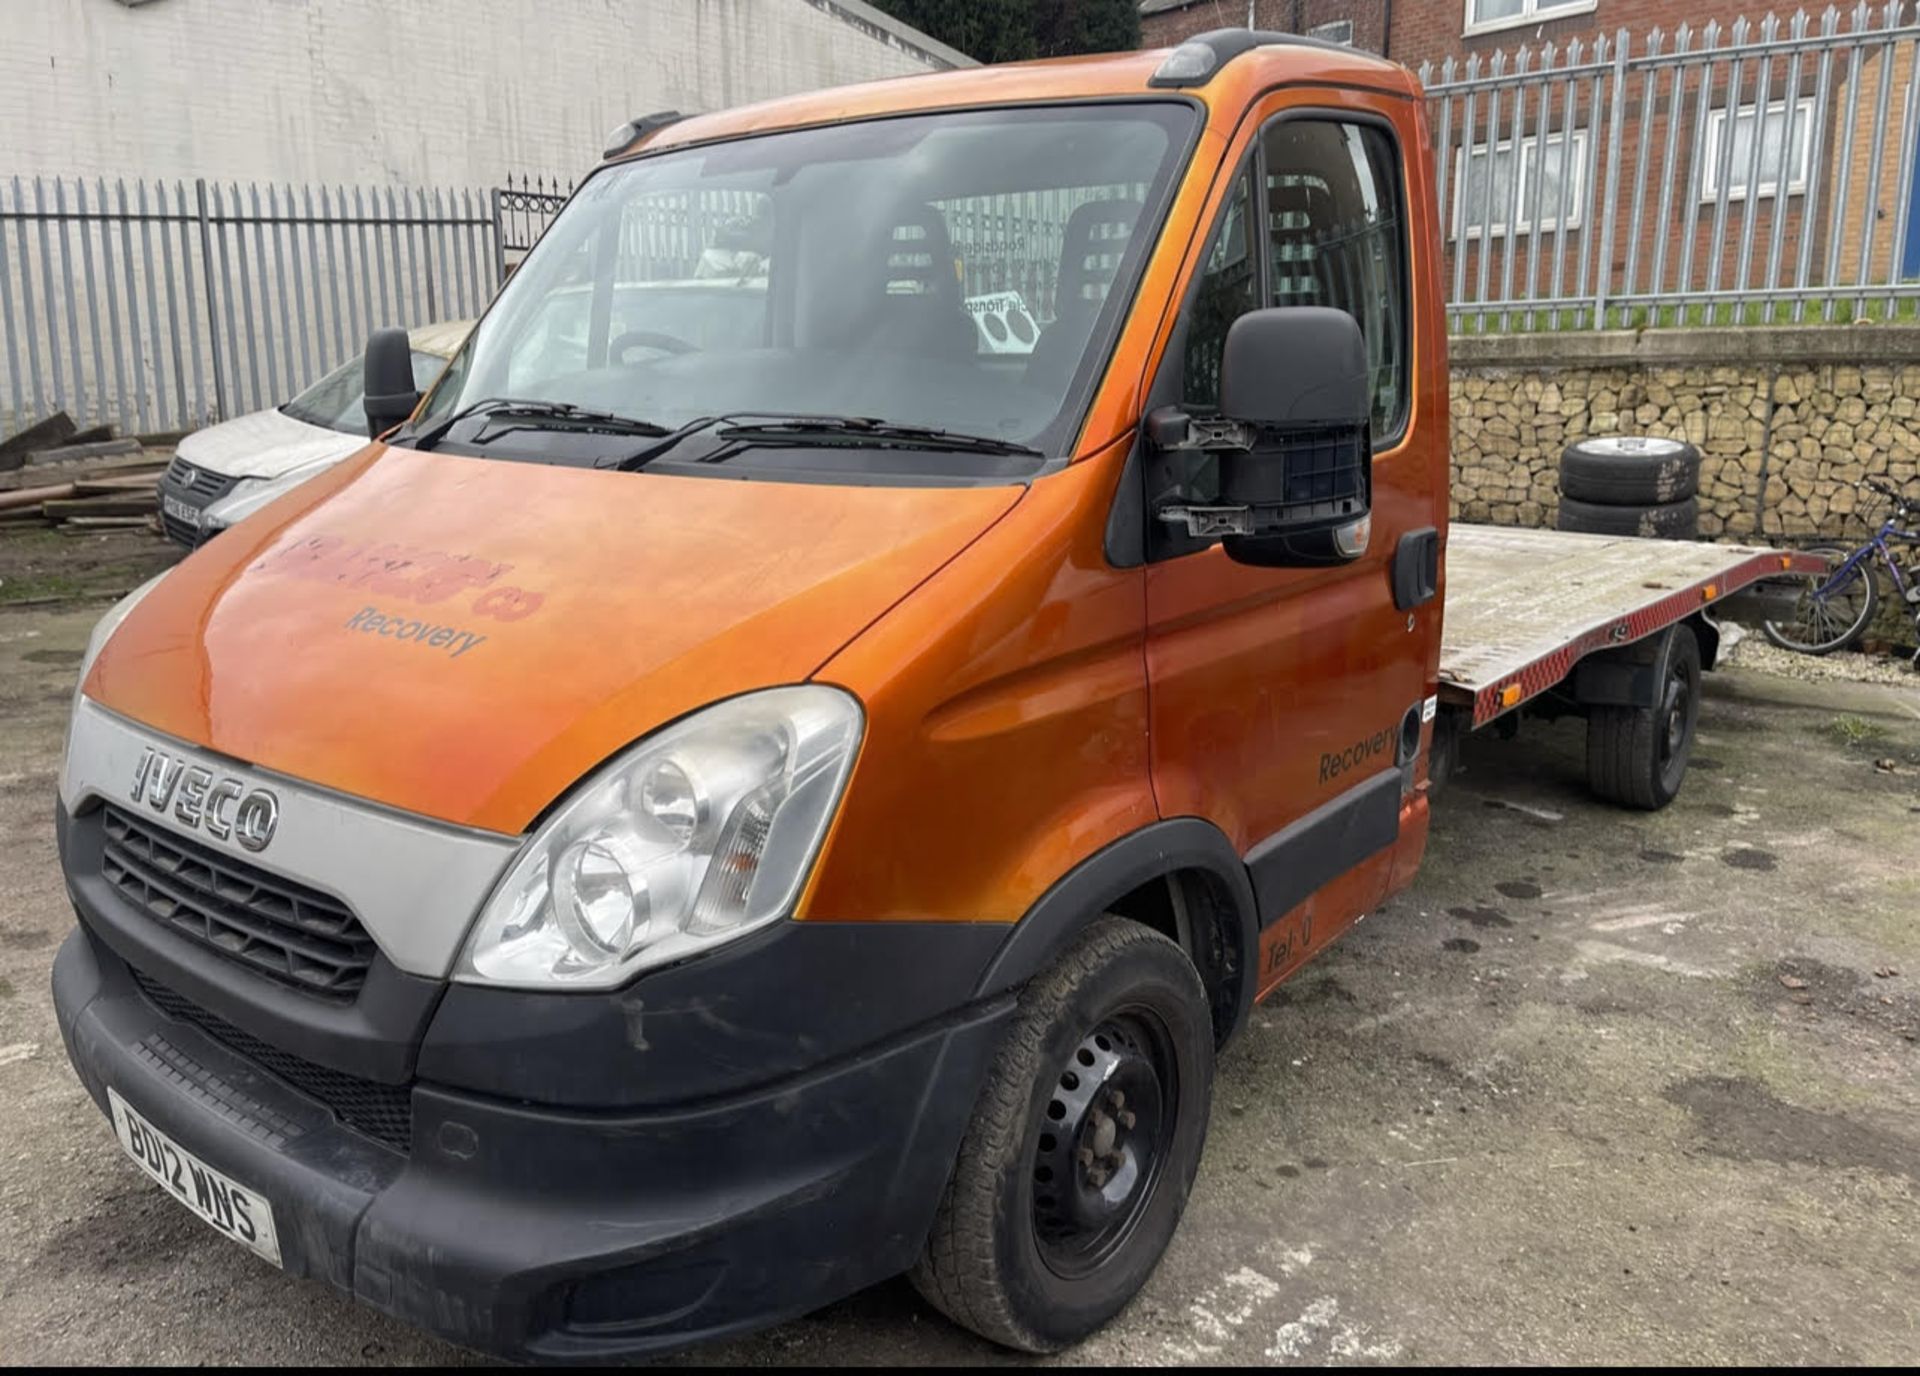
[{"xmin": 609, "ymin": 329, "xmax": 699, "ymax": 363}]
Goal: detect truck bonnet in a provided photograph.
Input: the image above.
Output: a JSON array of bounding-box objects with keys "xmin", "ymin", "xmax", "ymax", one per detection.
[{"xmin": 80, "ymin": 446, "xmax": 1021, "ymax": 835}]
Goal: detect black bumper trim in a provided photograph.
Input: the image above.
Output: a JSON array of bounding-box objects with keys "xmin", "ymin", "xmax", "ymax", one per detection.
[{"xmin": 55, "ymin": 923, "xmax": 1012, "ymax": 1360}]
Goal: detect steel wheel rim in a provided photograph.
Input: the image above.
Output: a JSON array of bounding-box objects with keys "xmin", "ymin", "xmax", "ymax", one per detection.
[
  {"xmin": 1031, "ymin": 1010, "xmax": 1178, "ymax": 1281},
  {"xmin": 1659, "ymin": 654, "xmax": 1693, "ymax": 773}
]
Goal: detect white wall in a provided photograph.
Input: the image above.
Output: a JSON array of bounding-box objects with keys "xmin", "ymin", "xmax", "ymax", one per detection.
[{"xmin": 4, "ymin": 0, "xmax": 964, "ymax": 186}]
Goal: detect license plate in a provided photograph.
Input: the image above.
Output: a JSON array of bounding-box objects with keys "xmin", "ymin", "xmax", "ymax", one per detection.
[
  {"xmin": 108, "ymin": 1087, "xmax": 282, "ymax": 1266},
  {"xmin": 161, "ymin": 494, "xmax": 202, "ymax": 527}
]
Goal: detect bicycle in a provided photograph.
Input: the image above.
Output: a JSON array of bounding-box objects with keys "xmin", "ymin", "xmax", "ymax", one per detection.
[{"xmin": 1761, "ymin": 475, "xmax": 1920, "ymax": 661}]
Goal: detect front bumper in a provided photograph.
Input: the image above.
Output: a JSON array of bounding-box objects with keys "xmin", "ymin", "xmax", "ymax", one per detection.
[{"xmin": 54, "ymin": 923, "xmax": 1011, "ymax": 1359}]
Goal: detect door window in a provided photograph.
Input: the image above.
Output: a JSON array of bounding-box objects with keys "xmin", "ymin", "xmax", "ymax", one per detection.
[
  {"xmin": 1181, "ymin": 166, "xmax": 1258, "ymax": 411},
  {"xmin": 1261, "ymin": 120, "xmax": 1407, "ymax": 442},
  {"xmin": 1176, "ymin": 116, "xmax": 1409, "ymax": 446}
]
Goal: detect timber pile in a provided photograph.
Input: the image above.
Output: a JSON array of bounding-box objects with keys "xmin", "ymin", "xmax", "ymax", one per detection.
[{"xmin": 0, "ymin": 411, "xmax": 170, "ymax": 535}]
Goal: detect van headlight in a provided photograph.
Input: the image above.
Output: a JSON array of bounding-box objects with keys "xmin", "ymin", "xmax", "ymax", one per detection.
[
  {"xmin": 62, "ymin": 571, "xmax": 170, "ymax": 807},
  {"xmin": 456, "ymin": 686, "xmax": 862, "ymax": 989},
  {"xmin": 200, "ymin": 458, "xmax": 336, "ymax": 534}
]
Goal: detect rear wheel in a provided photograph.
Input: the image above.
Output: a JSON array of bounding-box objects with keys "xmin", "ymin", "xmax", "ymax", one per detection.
[
  {"xmin": 910, "ymin": 918, "xmax": 1214, "ymax": 1353},
  {"xmin": 1586, "ymin": 624, "xmax": 1701, "ymax": 810},
  {"xmin": 1760, "ymin": 544, "xmax": 1878, "ymax": 655}
]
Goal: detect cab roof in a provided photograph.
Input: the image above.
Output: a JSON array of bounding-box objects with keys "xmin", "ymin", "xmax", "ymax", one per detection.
[{"xmin": 622, "ymin": 31, "xmax": 1416, "ymax": 161}]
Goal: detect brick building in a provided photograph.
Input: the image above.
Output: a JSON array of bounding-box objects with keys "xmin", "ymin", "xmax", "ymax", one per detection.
[
  {"xmin": 1138, "ymin": 1, "xmax": 1920, "ymax": 314},
  {"xmin": 1139, "ymin": 1, "xmax": 1390, "ymax": 54}
]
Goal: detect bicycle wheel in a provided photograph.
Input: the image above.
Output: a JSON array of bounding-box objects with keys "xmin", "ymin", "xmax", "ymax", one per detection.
[{"xmin": 1762, "ymin": 544, "xmax": 1879, "ymax": 654}]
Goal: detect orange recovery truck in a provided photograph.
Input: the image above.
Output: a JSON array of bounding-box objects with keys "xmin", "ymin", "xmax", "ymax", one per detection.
[{"xmin": 51, "ymin": 31, "xmax": 1822, "ymax": 1359}]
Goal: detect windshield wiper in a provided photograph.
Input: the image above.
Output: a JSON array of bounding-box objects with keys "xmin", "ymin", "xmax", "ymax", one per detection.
[
  {"xmin": 713, "ymin": 417, "xmax": 1043, "ymax": 458},
  {"xmin": 406, "ymin": 397, "xmax": 671, "ymax": 451},
  {"xmin": 608, "ymin": 412, "xmax": 1042, "ymax": 471}
]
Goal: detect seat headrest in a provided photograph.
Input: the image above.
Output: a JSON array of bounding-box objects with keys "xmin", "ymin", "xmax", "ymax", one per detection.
[{"xmin": 1056, "ymin": 198, "xmax": 1143, "ymax": 313}]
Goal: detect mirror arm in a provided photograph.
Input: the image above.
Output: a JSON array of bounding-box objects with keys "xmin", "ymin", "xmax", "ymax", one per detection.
[
  {"xmin": 1156, "ymin": 504, "xmax": 1255, "ymax": 538},
  {"xmin": 1145, "ymin": 405, "xmax": 1252, "ymax": 453}
]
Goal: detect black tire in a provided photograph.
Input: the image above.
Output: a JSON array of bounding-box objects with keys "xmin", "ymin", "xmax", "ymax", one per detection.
[
  {"xmin": 1557, "ymin": 494, "xmax": 1699, "ymax": 539},
  {"xmin": 1586, "ymin": 624, "xmax": 1701, "ymax": 810},
  {"xmin": 910, "ymin": 917, "xmax": 1215, "ymax": 1353},
  {"xmin": 1760, "ymin": 543, "xmax": 1879, "ymax": 655},
  {"xmin": 1559, "ymin": 436, "xmax": 1701, "ymax": 504}
]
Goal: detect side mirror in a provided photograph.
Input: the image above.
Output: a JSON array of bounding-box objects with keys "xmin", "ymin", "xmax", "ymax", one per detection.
[
  {"xmin": 1152, "ymin": 306, "xmax": 1373, "ymax": 568},
  {"xmin": 362, "ymin": 327, "xmax": 419, "ymax": 438}
]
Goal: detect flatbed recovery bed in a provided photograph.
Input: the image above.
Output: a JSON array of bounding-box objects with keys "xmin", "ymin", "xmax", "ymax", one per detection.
[{"xmin": 1439, "ymin": 524, "xmax": 1823, "ymax": 728}]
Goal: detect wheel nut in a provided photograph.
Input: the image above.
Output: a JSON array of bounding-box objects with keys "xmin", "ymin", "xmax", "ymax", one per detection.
[
  {"xmin": 1076, "ymin": 1146, "xmax": 1095, "ymax": 1168},
  {"xmin": 1109, "ymin": 1089, "xmax": 1126, "ymax": 1111},
  {"xmin": 1087, "ymin": 1166, "xmax": 1109, "ymax": 1188},
  {"xmin": 1119, "ymin": 1110, "xmax": 1136, "ymax": 1130}
]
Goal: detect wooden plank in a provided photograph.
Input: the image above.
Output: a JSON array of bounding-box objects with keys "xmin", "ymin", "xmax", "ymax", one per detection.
[
  {"xmin": 0, "ymin": 482, "xmax": 76, "ymax": 512},
  {"xmin": 71, "ymin": 473, "xmax": 163, "ymax": 496},
  {"xmin": 59, "ymin": 515, "xmax": 152, "ymax": 530},
  {"xmin": 0, "ymin": 412, "xmax": 76, "ymax": 467},
  {"xmin": 0, "ymin": 456, "xmax": 163, "ymax": 492},
  {"xmin": 43, "ymin": 497, "xmax": 158, "ymax": 519},
  {"xmin": 26, "ymin": 438, "xmax": 142, "ymax": 465}
]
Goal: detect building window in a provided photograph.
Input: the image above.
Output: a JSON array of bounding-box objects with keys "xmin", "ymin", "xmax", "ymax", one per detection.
[
  {"xmin": 1463, "ymin": 0, "xmax": 1596, "ymax": 37},
  {"xmin": 1308, "ymin": 19, "xmax": 1354, "ymax": 45},
  {"xmin": 1701, "ymin": 100, "xmax": 1816, "ymax": 201},
  {"xmin": 1451, "ymin": 130, "xmax": 1587, "ymax": 239}
]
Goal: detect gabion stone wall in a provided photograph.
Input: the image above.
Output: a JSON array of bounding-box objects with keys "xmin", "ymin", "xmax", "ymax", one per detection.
[{"xmin": 1449, "ymin": 328, "xmax": 1920, "ymax": 544}]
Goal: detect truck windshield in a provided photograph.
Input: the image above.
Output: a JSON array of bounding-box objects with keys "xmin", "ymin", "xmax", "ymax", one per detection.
[{"xmin": 417, "ymin": 103, "xmax": 1194, "ymax": 465}]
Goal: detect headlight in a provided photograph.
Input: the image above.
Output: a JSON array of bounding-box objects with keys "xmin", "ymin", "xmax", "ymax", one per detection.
[
  {"xmin": 200, "ymin": 458, "xmax": 336, "ymax": 533},
  {"xmin": 63, "ymin": 571, "xmax": 169, "ymax": 801},
  {"xmin": 75, "ymin": 571, "xmax": 167, "ymax": 702},
  {"xmin": 457, "ymin": 686, "xmax": 862, "ymax": 989}
]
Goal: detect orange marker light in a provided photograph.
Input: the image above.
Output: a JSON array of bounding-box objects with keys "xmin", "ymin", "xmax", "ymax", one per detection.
[
  {"xmin": 1499, "ymin": 683, "xmax": 1522, "ymax": 708},
  {"xmin": 1701, "ymin": 583, "xmax": 1718, "ymax": 600}
]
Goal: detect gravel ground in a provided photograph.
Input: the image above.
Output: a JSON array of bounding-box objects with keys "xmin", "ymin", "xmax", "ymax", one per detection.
[
  {"xmin": 1, "ymin": 601, "xmax": 1917, "ymax": 1365},
  {"xmin": 1722, "ymin": 630, "xmax": 1920, "ymax": 687}
]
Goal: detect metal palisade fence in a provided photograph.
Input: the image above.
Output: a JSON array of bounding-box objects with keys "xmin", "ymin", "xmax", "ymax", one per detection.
[
  {"xmin": 1420, "ymin": 2, "xmax": 1920, "ymax": 331},
  {"xmin": 0, "ymin": 178, "xmax": 524, "ymax": 438}
]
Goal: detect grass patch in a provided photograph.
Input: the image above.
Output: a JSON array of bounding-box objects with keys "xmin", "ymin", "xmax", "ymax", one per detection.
[
  {"xmin": 0, "ymin": 570, "xmax": 83, "ymax": 604},
  {"xmin": 1825, "ymin": 713, "xmax": 1888, "ymax": 747}
]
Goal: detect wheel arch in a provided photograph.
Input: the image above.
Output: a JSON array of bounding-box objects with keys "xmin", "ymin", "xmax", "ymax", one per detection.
[{"xmin": 972, "ymin": 818, "xmax": 1259, "ymax": 1050}]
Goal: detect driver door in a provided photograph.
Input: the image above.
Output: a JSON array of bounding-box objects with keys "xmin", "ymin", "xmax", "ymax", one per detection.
[{"xmin": 1144, "ymin": 95, "xmax": 1440, "ymax": 990}]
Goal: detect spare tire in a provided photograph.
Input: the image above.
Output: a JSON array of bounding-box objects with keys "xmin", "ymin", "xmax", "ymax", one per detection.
[
  {"xmin": 1559, "ymin": 436, "xmax": 1700, "ymax": 504},
  {"xmin": 1557, "ymin": 494, "xmax": 1700, "ymax": 539}
]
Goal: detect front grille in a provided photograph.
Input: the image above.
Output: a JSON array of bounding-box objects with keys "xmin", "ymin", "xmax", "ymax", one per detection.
[
  {"xmin": 159, "ymin": 510, "xmax": 207, "ymax": 549},
  {"xmin": 158, "ymin": 459, "xmax": 236, "ymax": 549},
  {"xmin": 164, "ymin": 456, "xmax": 241, "ymax": 501},
  {"xmin": 101, "ymin": 805, "xmax": 378, "ymax": 1000},
  {"xmin": 130, "ymin": 968, "xmax": 413, "ymax": 1153}
]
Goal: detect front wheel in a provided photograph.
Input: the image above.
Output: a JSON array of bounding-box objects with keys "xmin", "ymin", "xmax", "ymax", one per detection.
[
  {"xmin": 1762, "ymin": 544, "xmax": 1878, "ymax": 654},
  {"xmin": 910, "ymin": 918, "xmax": 1214, "ymax": 1352}
]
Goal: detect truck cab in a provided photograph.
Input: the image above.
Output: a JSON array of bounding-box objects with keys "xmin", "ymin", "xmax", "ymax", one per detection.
[{"xmin": 53, "ymin": 32, "xmax": 1448, "ymax": 1358}]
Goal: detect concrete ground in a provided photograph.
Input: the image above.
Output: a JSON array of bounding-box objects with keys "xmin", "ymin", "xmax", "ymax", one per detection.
[{"xmin": 1, "ymin": 598, "xmax": 1916, "ymax": 1366}]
